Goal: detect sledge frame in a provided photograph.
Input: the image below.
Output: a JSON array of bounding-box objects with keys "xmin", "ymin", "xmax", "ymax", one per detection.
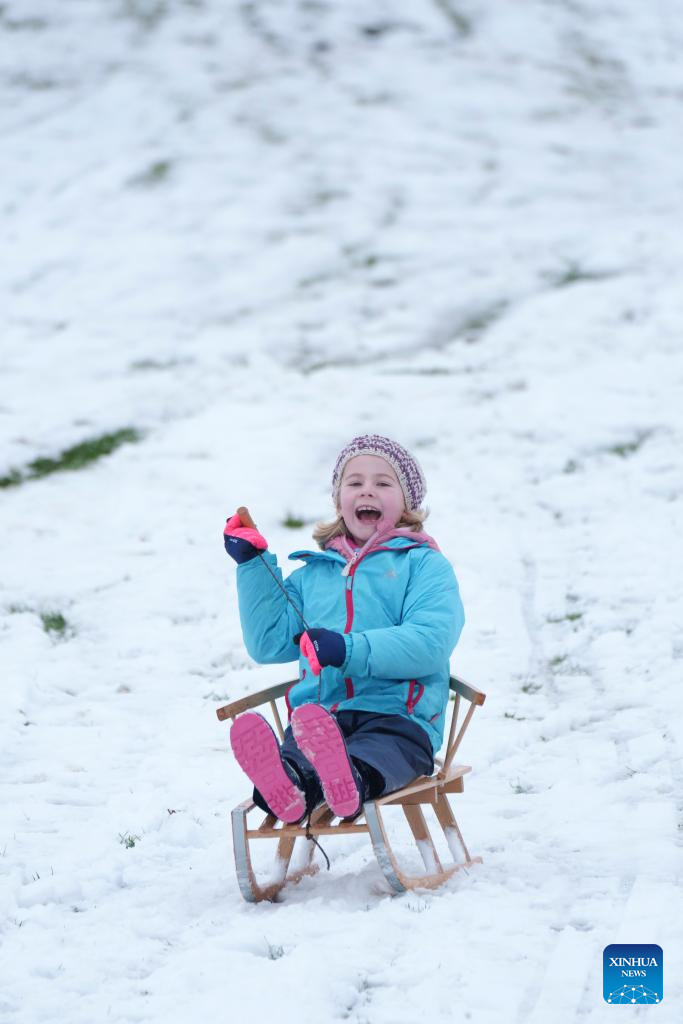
[{"xmin": 217, "ymin": 674, "xmax": 486, "ymax": 902}]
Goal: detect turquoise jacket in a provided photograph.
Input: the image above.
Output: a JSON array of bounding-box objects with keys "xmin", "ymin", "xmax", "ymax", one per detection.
[{"xmin": 235, "ymin": 533, "xmax": 465, "ymax": 753}]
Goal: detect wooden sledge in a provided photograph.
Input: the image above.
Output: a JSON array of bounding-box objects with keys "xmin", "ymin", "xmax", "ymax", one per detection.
[{"xmin": 216, "ymin": 675, "xmax": 486, "ymax": 902}]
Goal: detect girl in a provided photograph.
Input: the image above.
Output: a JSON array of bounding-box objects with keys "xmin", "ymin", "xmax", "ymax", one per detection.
[{"xmin": 223, "ymin": 434, "xmax": 465, "ymax": 824}]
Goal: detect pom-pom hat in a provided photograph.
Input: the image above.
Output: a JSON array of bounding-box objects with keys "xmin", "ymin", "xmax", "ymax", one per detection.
[{"xmin": 332, "ymin": 434, "xmax": 426, "ymax": 511}]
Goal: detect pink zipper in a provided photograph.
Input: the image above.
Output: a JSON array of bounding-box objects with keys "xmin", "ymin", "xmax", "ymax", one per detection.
[
  {"xmin": 342, "ymin": 563, "xmax": 359, "ymax": 700},
  {"xmin": 406, "ymin": 680, "xmax": 425, "ymax": 715}
]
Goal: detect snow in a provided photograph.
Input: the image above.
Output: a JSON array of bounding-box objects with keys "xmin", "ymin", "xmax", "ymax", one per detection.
[{"xmin": 1, "ymin": 1, "xmax": 682, "ymax": 1020}]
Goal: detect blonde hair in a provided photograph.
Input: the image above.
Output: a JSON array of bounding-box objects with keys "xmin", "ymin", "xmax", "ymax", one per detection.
[{"xmin": 312, "ymin": 507, "xmax": 429, "ymax": 550}]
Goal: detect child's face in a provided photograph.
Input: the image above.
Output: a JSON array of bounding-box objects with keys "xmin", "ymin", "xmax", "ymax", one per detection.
[{"xmin": 338, "ymin": 454, "xmax": 406, "ymax": 542}]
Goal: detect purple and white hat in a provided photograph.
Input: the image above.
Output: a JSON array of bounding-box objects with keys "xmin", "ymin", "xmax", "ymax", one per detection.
[{"xmin": 332, "ymin": 434, "xmax": 427, "ymax": 511}]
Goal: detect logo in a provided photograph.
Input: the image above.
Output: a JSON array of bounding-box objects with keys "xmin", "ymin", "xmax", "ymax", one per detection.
[{"xmin": 603, "ymin": 944, "xmax": 663, "ymax": 1004}]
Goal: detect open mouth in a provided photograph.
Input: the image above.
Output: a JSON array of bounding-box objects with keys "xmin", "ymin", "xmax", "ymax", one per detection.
[{"xmin": 356, "ymin": 507, "xmax": 382, "ymax": 523}]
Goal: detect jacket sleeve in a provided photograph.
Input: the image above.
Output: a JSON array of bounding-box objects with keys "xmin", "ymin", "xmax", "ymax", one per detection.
[
  {"xmin": 342, "ymin": 550, "xmax": 464, "ymax": 678},
  {"xmin": 235, "ymin": 552, "xmax": 304, "ymax": 664}
]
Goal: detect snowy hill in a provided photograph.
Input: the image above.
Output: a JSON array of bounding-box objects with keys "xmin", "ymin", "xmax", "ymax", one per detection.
[{"xmin": 1, "ymin": 2, "xmax": 681, "ymax": 1021}]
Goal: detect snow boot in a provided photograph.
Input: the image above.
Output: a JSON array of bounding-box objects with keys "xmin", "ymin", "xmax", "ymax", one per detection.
[
  {"xmin": 230, "ymin": 712, "xmax": 306, "ymax": 824},
  {"xmin": 290, "ymin": 704, "xmax": 363, "ymax": 819}
]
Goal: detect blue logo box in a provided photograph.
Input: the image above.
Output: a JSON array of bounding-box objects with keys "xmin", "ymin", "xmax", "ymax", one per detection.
[{"xmin": 603, "ymin": 944, "xmax": 663, "ymax": 1004}]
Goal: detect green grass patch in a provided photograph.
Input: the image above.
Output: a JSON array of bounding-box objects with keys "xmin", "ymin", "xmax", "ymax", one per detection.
[
  {"xmin": 40, "ymin": 611, "xmax": 69, "ymax": 637},
  {"xmin": 458, "ymin": 301, "xmax": 508, "ymax": 343},
  {"xmin": 510, "ymin": 779, "xmax": 534, "ymax": 794},
  {"xmin": 130, "ymin": 159, "xmax": 172, "ymax": 187},
  {"xmin": 7, "ymin": 604, "xmax": 72, "ymax": 640},
  {"xmin": 0, "ymin": 469, "xmax": 23, "ymax": 489},
  {"xmin": 547, "ymin": 611, "xmax": 584, "ymax": 624},
  {"xmin": 544, "ymin": 262, "xmax": 615, "ymax": 288},
  {"xmin": 380, "ymin": 367, "xmax": 455, "ymax": 377},
  {"xmin": 123, "ymin": 0, "xmax": 167, "ymax": 31},
  {"xmin": 264, "ymin": 938, "xmax": 285, "ymax": 960},
  {"xmin": 282, "ymin": 513, "xmax": 306, "ymax": 529},
  {"xmin": 129, "ymin": 357, "xmax": 189, "ymax": 371},
  {"xmin": 432, "ymin": 0, "xmax": 472, "ymax": 36},
  {"xmin": 119, "ymin": 832, "xmax": 140, "ymax": 849},
  {"xmin": 605, "ymin": 430, "xmax": 652, "ymax": 458},
  {"xmin": 0, "ymin": 427, "xmax": 142, "ymax": 489}
]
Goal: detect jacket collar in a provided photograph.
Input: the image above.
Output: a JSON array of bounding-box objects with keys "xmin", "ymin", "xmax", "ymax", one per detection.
[
  {"xmin": 288, "ymin": 528, "xmax": 439, "ymax": 563},
  {"xmin": 327, "ymin": 527, "xmax": 440, "ymax": 558}
]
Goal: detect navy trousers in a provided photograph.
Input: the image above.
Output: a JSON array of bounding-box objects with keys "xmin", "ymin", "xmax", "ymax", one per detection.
[{"xmin": 253, "ymin": 709, "xmax": 434, "ymax": 816}]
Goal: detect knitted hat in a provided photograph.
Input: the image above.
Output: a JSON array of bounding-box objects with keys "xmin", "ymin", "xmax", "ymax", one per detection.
[{"xmin": 331, "ymin": 434, "xmax": 427, "ymax": 511}]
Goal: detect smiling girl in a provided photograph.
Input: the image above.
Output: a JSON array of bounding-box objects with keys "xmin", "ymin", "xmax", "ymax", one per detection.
[{"xmin": 223, "ymin": 434, "xmax": 465, "ymax": 824}]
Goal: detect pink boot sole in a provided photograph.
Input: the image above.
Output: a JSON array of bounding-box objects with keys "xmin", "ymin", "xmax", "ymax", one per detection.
[
  {"xmin": 230, "ymin": 713, "xmax": 306, "ymax": 824},
  {"xmin": 291, "ymin": 704, "xmax": 361, "ymax": 819}
]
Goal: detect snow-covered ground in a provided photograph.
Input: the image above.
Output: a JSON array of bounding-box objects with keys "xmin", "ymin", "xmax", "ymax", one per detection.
[{"xmin": 1, "ymin": 2, "xmax": 681, "ymax": 1020}]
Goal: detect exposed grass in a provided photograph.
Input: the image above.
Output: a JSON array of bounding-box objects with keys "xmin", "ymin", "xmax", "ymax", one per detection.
[
  {"xmin": 7, "ymin": 604, "xmax": 72, "ymax": 640},
  {"xmin": 282, "ymin": 513, "xmax": 306, "ymax": 529},
  {"xmin": 548, "ymin": 611, "xmax": 584, "ymax": 624},
  {"xmin": 433, "ymin": 1, "xmax": 473, "ymax": 37},
  {"xmin": 405, "ymin": 898, "xmax": 430, "ymax": 913},
  {"xmin": 0, "ymin": 14, "xmax": 49, "ymax": 31},
  {"xmin": 122, "ymin": 0, "xmax": 168, "ymax": 31},
  {"xmin": 380, "ymin": 367, "xmax": 456, "ymax": 377},
  {"xmin": 562, "ymin": 431, "xmax": 652, "ymax": 477},
  {"xmin": 129, "ymin": 357, "xmax": 190, "ymax": 371},
  {"xmin": 605, "ymin": 430, "xmax": 653, "ymax": 458},
  {"xmin": 264, "ymin": 938, "xmax": 285, "ymax": 960},
  {"xmin": 510, "ymin": 779, "xmax": 534, "ymax": 794},
  {"xmin": 129, "ymin": 159, "xmax": 172, "ymax": 187},
  {"xmin": 119, "ymin": 832, "xmax": 140, "ymax": 849},
  {"xmin": 0, "ymin": 469, "xmax": 23, "ymax": 488},
  {"xmin": 0, "ymin": 427, "xmax": 142, "ymax": 489},
  {"xmin": 457, "ymin": 301, "xmax": 508, "ymax": 344},
  {"xmin": 40, "ymin": 611, "xmax": 69, "ymax": 637},
  {"xmin": 544, "ymin": 262, "xmax": 616, "ymax": 288}
]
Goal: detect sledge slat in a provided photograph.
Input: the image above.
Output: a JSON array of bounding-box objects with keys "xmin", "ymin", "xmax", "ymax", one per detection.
[
  {"xmin": 247, "ymin": 821, "xmax": 369, "ymax": 839},
  {"xmin": 377, "ymin": 766, "xmax": 471, "ymax": 804},
  {"xmin": 398, "ymin": 776, "xmax": 465, "ymax": 804},
  {"xmin": 216, "ymin": 680, "xmax": 296, "ymax": 721},
  {"xmin": 450, "ymin": 675, "xmax": 486, "ymax": 706}
]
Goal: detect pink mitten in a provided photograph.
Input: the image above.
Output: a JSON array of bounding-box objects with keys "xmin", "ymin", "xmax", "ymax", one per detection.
[
  {"xmin": 223, "ymin": 512, "xmax": 268, "ymax": 563},
  {"xmin": 299, "ymin": 631, "xmax": 323, "ymax": 676},
  {"xmin": 223, "ymin": 512, "xmax": 268, "ymax": 550}
]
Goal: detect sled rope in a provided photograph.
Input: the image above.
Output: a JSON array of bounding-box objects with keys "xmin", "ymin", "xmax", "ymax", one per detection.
[
  {"xmin": 255, "ymin": 550, "xmax": 312, "ymax": 632},
  {"xmin": 237, "ymin": 507, "xmax": 323, "ymax": 703},
  {"xmin": 253, "ymin": 550, "xmax": 324, "ymax": 704},
  {"xmin": 305, "ymin": 812, "xmax": 330, "ymax": 870},
  {"xmin": 237, "ymin": 506, "xmax": 312, "ymax": 633}
]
